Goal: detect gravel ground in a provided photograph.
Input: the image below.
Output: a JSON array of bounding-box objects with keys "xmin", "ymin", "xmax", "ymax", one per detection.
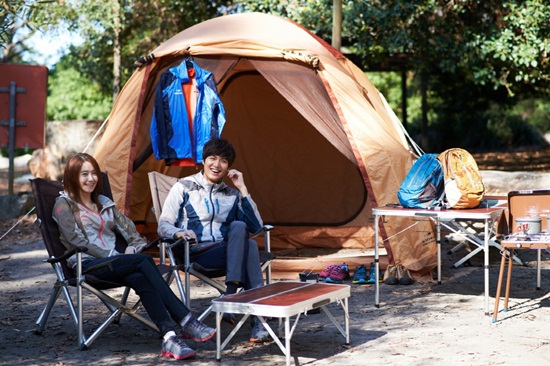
[{"xmin": 2, "ymin": 214, "xmax": 550, "ymax": 366}]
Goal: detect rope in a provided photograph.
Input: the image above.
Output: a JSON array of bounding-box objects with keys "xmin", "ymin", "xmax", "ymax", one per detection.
[{"xmin": 0, "ymin": 207, "xmax": 35, "ymax": 242}]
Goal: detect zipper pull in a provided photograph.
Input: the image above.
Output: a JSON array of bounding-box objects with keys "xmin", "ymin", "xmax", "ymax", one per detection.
[{"xmin": 204, "ymin": 198, "xmax": 210, "ymax": 213}]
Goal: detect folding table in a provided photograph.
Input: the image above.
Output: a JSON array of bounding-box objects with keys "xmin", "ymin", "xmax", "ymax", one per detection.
[
  {"xmin": 211, "ymin": 281, "xmax": 350, "ymax": 366},
  {"xmin": 492, "ymin": 233, "xmax": 550, "ymax": 322},
  {"xmin": 372, "ymin": 205, "xmax": 505, "ymax": 315}
]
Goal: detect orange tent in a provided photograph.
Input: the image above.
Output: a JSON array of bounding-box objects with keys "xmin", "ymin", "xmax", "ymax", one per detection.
[{"xmin": 94, "ymin": 12, "xmax": 436, "ymax": 275}]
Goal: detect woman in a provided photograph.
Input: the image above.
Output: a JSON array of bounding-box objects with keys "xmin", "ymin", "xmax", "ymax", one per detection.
[
  {"xmin": 53, "ymin": 153, "xmax": 213, "ymax": 360},
  {"xmin": 157, "ymin": 137, "xmax": 270, "ymax": 343}
]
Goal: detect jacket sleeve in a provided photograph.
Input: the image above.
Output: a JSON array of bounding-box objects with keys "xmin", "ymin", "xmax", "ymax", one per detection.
[
  {"xmin": 238, "ymin": 194, "xmax": 264, "ymax": 234},
  {"xmin": 157, "ymin": 182, "xmax": 186, "ymax": 239},
  {"xmin": 52, "ymin": 198, "xmax": 111, "ymax": 259},
  {"xmin": 112, "ymin": 207, "xmax": 148, "ymax": 253}
]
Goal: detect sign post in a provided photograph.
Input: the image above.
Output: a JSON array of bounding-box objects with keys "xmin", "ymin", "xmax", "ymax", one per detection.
[
  {"xmin": 0, "ymin": 81, "xmax": 26, "ymax": 194},
  {"xmin": 0, "ymin": 64, "xmax": 48, "ymax": 194}
]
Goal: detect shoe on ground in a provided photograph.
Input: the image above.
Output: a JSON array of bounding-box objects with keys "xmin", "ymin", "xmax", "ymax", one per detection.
[
  {"xmin": 180, "ymin": 313, "xmax": 216, "ymax": 342},
  {"xmin": 161, "ymin": 334, "xmax": 196, "ymax": 360},
  {"xmin": 218, "ymin": 294, "xmax": 237, "ymax": 325},
  {"xmin": 222, "ymin": 312, "xmax": 236, "ymax": 325},
  {"xmin": 250, "ymin": 316, "xmax": 271, "ymax": 343},
  {"xmin": 367, "ymin": 262, "xmax": 377, "ymax": 284},
  {"xmin": 319, "ymin": 264, "xmax": 339, "ymax": 280},
  {"xmin": 352, "ymin": 264, "xmax": 368, "ymax": 284},
  {"xmin": 383, "ymin": 264, "xmax": 398, "ymax": 285},
  {"xmin": 397, "ymin": 265, "xmax": 415, "ymax": 285},
  {"xmin": 326, "ymin": 263, "xmax": 350, "ymax": 284}
]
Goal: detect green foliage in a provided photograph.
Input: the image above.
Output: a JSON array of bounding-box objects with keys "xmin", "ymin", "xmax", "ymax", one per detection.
[
  {"xmin": 15, "ymin": 0, "xmax": 550, "ymax": 151},
  {"xmin": 473, "ymin": 1, "xmax": 550, "ymax": 96},
  {"xmin": 47, "ymin": 55, "xmax": 111, "ymax": 121}
]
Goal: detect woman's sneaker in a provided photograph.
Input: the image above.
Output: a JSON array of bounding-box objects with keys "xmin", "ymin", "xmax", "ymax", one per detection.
[
  {"xmin": 161, "ymin": 334, "xmax": 196, "ymax": 360},
  {"xmin": 319, "ymin": 264, "xmax": 339, "ymax": 280},
  {"xmin": 326, "ymin": 264, "xmax": 350, "ymax": 283},
  {"xmin": 180, "ymin": 313, "xmax": 216, "ymax": 342}
]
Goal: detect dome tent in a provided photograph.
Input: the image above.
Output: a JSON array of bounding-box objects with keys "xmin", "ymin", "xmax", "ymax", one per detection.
[{"xmin": 94, "ymin": 12, "xmax": 437, "ymax": 276}]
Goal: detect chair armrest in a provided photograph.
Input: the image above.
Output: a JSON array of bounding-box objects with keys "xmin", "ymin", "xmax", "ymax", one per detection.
[
  {"xmin": 47, "ymin": 246, "xmax": 88, "ymax": 264},
  {"xmin": 143, "ymin": 237, "xmax": 162, "ymax": 251},
  {"xmin": 251, "ymin": 224, "xmax": 274, "ymax": 238},
  {"xmin": 162, "ymin": 237, "xmax": 196, "ymax": 249}
]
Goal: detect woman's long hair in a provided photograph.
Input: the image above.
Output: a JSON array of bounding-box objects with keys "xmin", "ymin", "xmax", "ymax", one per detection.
[{"xmin": 63, "ymin": 153, "xmax": 103, "ymax": 208}]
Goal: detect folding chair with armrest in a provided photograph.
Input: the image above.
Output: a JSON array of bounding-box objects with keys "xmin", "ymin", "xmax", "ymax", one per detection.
[
  {"xmin": 147, "ymin": 171, "xmax": 275, "ymax": 321},
  {"xmin": 31, "ymin": 174, "xmax": 172, "ymax": 350}
]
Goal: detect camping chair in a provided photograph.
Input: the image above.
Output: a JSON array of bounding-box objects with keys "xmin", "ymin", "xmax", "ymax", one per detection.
[
  {"xmin": 147, "ymin": 171, "xmax": 275, "ymax": 321},
  {"xmin": 31, "ymin": 174, "xmax": 171, "ymax": 350}
]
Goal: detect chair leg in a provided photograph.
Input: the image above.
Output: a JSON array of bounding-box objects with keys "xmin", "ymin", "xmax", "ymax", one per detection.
[{"xmin": 34, "ymin": 284, "xmax": 62, "ymax": 334}]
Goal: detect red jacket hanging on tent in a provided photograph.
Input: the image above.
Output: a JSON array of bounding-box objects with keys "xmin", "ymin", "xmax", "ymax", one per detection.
[{"xmin": 150, "ymin": 59, "xmax": 226, "ymax": 165}]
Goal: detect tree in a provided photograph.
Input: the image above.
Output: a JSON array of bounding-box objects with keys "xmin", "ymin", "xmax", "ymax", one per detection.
[
  {"xmin": 30, "ymin": 1, "xmax": 229, "ymax": 102},
  {"xmin": 1, "ymin": 0, "xmax": 36, "ymax": 63},
  {"xmin": 47, "ymin": 53, "xmax": 112, "ymax": 121},
  {"xmin": 240, "ymin": 0, "xmax": 550, "ymax": 150}
]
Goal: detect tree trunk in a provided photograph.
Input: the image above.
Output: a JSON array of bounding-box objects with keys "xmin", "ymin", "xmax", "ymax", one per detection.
[
  {"xmin": 112, "ymin": 0, "xmax": 121, "ymax": 102},
  {"xmin": 420, "ymin": 70, "xmax": 429, "ymax": 150}
]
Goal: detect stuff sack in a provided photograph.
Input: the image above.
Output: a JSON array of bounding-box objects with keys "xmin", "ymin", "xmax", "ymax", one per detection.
[
  {"xmin": 397, "ymin": 154, "xmax": 444, "ymax": 209},
  {"xmin": 437, "ymin": 148, "xmax": 485, "ymax": 209}
]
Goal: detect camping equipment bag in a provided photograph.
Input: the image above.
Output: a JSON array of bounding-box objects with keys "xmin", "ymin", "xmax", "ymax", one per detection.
[
  {"xmin": 437, "ymin": 148, "xmax": 485, "ymax": 209},
  {"xmin": 397, "ymin": 154, "xmax": 445, "ymax": 209}
]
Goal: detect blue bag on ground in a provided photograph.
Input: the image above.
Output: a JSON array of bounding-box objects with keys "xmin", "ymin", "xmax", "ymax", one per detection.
[{"xmin": 398, "ymin": 154, "xmax": 444, "ymax": 209}]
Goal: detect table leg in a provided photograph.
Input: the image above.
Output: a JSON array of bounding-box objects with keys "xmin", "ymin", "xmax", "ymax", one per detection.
[
  {"xmin": 537, "ymin": 249, "xmax": 541, "ymax": 290},
  {"xmin": 503, "ymin": 252, "xmax": 513, "ymax": 312},
  {"xmin": 285, "ymin": 316, "xmax": 291, "ymax": 366},
  {"xmin": 216, "ymin": 311, "xmax": 221, "ymax": 361},
  {"xmin": 484, "ymin": 218, "xmax": 490, "ymax": 315},
  {"xmin": 436, "ymin": 218, "xmax": 441, "ymax": 284},
  {"xmin": 344, "ymin": 297, "xmax": 350, "ymax": 345},
  {"xmin": 374, "ymin": 213, "xmax": 380, "ymax": 308},
  {"xmin": 492, "ymin": 251, "xmax": 507, "ymax": 322}
]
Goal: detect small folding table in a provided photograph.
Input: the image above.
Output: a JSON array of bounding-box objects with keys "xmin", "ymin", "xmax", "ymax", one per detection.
[
  {"xmin": 211, "ymin": 281, "xmax": 350, "ymax": 366},
  {"xmin": 492, "ymin": 233, "xmax": 550, "ymax": 322}
]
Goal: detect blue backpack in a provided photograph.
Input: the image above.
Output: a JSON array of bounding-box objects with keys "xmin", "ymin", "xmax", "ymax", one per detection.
[{"xmin": 398, "ymin": 154, "xmax": 445, "ymax": 209}]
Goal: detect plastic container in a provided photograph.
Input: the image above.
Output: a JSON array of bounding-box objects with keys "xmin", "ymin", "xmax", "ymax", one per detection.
[{"xmin": 515, "ymin": 217, "xmax": 542, "ymax": 235}]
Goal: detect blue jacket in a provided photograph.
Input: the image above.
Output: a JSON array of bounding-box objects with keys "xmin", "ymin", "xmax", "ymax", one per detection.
[{"xmin": 150, "ymin": 60, "xmax": 226, "ymax": 164}]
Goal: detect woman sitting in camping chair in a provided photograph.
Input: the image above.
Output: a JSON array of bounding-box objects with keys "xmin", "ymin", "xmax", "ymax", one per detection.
[
  {"xmin": 53, "ymin": 153, "xmax": 214, "ymax": 360},
  {"xmin": 157, "ymin": 137, "xmax": 271, "ymax": 343}
]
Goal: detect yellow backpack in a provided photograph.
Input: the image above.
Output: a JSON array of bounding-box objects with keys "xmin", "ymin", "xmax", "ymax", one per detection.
[{"xmin": 437, "ymin": 148, "xmax": 485, "ymax": 209}]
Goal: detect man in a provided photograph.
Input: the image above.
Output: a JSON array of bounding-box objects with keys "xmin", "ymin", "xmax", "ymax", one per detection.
[{"xmin": 157, "ymin": 137, "xmax": 270, "ymax": 343}]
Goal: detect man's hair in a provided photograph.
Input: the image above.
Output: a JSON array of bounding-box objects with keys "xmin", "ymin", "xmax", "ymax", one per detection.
[
  {"xmin": 202, "ymin": 138, "xmax": 236, "ymax": 166},
  {"xmin": 63, "ymin": 152, "xmax": 103, "ymax": 205}
]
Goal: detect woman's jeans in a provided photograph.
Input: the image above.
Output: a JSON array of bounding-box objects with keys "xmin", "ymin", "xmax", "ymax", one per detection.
[{"xmin": 82, "ymin": 253, "xmax": 188, "ymax": 335}]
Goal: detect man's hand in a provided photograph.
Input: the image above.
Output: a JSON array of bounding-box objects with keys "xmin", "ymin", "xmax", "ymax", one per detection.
[
  {"xmin": 174, "ymin": 230, "xmax": 198, "ymax": 242},
  {"xmin": 227, "ymin": 169, "xmax": 249, "ymax": 196}
]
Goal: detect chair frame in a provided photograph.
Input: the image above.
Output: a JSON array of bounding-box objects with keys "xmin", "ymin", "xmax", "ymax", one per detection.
[
  {"xmin": 148, "ymin": 171, "xmax": 275, "ymax": 321},
  {"xmin": 32, "ymin": 176, "xmax": 169, "ymax": 350}
]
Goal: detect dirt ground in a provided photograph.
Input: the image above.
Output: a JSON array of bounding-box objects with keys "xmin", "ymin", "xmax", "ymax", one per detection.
[
  {"xmin": 2, "ymin": 148, "xmax": 550, "ymax": 365},
  {"xmin": 2, "ymin": 214, "xmax": 550, "ymax": 366}
]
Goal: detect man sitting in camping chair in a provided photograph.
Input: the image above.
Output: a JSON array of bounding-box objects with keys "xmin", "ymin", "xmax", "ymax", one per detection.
[{"xmin": 157, "ymin": 137, "xmax": 271, "ymax": 343}]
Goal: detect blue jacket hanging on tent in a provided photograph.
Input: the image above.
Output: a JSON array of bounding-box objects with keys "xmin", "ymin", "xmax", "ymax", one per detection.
[{"xmin": 150, "ymin": 59, "xmax": 226, "ymax": 165}]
